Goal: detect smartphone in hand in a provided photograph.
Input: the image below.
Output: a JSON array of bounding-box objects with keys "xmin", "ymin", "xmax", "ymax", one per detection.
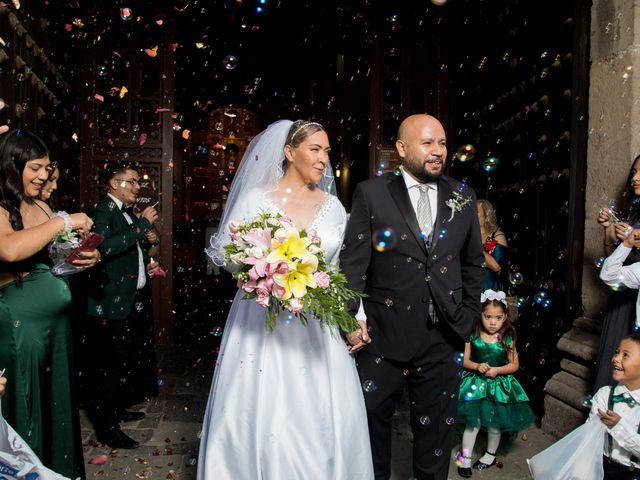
[{"xmin": 65, "ymin": 232, "xmax": 104, "ymax": 264}]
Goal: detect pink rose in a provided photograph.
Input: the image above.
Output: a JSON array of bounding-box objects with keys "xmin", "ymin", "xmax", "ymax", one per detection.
[
  {"xmin": 256, "ymin": 278, "xmax": 272, "ymax": 297},
  {"xmin": 256, "ymin": 293, "xmax": 270, "ymax": 307},
  {"xmin": 313, "ymin": 271, "xmax": 330, "ymax": 289},
  {"xmin": 288, "ymin": 298, "xmax": 304, "ymax": 313},
  {"xmin": 228, "ymin": 220, "xmax": 242, "ymax": 234},
  {"xmin": 242, "ymin": 279, "xmax": 257, "ymax": 293}
]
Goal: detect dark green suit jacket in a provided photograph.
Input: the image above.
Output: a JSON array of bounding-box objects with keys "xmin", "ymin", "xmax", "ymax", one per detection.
[{"xmin": 84, "ymin": 195, "xmax": 153, "ymax": 320}]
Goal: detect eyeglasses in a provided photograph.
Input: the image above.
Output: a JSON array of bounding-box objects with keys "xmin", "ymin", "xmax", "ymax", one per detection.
[{"xmin": 115, "ymin": 178, "xmax": 140, "ymax": 187}]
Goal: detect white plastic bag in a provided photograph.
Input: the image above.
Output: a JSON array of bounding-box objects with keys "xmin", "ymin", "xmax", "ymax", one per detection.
[
  {"xmin": 528, "ymin": 419, "xmax": 605, "ymax": 480},
  {"xmin": 0, "ymin": 403, "xmax": 69, "ymax": 480},
  {"xmin": 48, "ymin": 240, "xmax": 86, "ymax": 276}
]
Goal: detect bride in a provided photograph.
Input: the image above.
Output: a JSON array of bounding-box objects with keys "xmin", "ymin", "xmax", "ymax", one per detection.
[{"xmin": 199, "ymin": 120, "xmax": 374, "ymax": 479}]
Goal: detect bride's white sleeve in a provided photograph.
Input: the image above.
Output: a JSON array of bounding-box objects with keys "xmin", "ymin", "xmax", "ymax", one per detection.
[
  {"xmin": 206, "ymin": 188, "xmax": 262, "ymax": 272},
  {"xmin": 329, "ymin": 202, "xmax": 348, "ymax": 266}
]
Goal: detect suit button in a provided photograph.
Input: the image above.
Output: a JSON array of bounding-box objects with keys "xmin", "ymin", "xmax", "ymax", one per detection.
[
  {"xmin": 425, "ymin": 275, "xmax": 431, "ymax": 282},
  {"xmin": 421, "ymin": 297, "xmax": 428, "ymax": 303}
]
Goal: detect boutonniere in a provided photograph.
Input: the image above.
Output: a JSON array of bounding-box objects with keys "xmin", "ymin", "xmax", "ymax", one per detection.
[{"xmin": 445, "ymin": 191, "xmax": 472, "ymax": 221}]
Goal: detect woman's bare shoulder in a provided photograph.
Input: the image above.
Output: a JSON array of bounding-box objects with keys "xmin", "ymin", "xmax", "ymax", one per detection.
[{"xmin": 494, "ymin": 230, "xmax": 508, "ymax": 246}]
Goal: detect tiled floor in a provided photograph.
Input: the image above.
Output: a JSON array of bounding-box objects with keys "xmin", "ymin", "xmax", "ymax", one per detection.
[{"xmin": 79, "ymin": 344, "xmax": 555, "ymax": 480}]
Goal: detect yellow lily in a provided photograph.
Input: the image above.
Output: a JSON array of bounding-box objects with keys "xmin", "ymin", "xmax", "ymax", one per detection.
[
  {"xmin": 267, "ymin": 228, "xmax": 312, "ymax": 263},
  {"xmin": 273, "ymin": 253, "xmax": 319, "ymax": 299}
]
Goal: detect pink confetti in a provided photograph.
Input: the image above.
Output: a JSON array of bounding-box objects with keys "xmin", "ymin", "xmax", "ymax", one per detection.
[
  {"xmin": 150, "ymin": 266, "xmax": 167, "ymax": 278},
  {"xmin": 144, "ymin": 47, "xmax": 158, "ymax": 58},
  {"xmin": 139, "ymin": 133, "xmax": 148, "ymax": 145},
  {"xmin": 65, "ymin": 24, "xmax": 72, "ymax": 32},
  {"xmin": 170, "ymin": 43, "xmax": 178, "ymax": 52},
  {"xmin": 94, "ymin": 94, "xmax": 104, "ymax": 102},
  {"xmin": 89, "ymin": 455, "xmax": 108, "ymax": 465},
  {"xmin": 155, "ymin": 108, "xmax": 171, "ymax": 113}
]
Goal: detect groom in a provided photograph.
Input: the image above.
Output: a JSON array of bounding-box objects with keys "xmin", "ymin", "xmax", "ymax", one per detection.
[{"xmin": 340, "ymin": 114, "xmax": 484, "ymax": 480}]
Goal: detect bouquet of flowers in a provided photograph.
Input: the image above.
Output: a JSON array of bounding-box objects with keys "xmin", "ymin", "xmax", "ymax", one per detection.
[{"xmin": 224, "ymin": 211, "xmax": 363, "ymax": 332}]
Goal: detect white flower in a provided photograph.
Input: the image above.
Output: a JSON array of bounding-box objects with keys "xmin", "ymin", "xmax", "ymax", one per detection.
[
  {"xmin": 230, "ymin": 252, "xmax": 247, "ymax": 264},
  {"xmin": 308, "ymin": 244, "xmax": 323, "ymax": 255},
  {"xmin": 445, "ymin": 192, "xmax": 472, "ymax": 221},
  {"xmin": 245, "ymin": 246, "xmax": 264, "ymax": 258}
]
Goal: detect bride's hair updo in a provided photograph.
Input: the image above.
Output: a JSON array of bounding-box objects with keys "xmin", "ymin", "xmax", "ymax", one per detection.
[{"xmin": 286, "ymin": 120, "xmax": 325, "ymax": 149}]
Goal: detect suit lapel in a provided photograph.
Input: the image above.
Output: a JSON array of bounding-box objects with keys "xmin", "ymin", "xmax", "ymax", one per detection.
[
  {"xmin": 387, "ymin": 174, "xmax": 428, "ymax": 256},
  {"xmin": 429, "ymin": 178, "xmax": 454, "ymax": 253}
]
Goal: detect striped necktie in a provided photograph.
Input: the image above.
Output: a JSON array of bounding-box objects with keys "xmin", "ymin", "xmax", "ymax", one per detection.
[{"xmin": 417, "ymin": 184, "xmax": 433, "ymax": 236}]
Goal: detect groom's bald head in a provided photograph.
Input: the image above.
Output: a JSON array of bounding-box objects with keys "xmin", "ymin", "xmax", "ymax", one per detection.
[{"xmin": 396, "ymin": 114, "xmax": 447, "ymax": 183}]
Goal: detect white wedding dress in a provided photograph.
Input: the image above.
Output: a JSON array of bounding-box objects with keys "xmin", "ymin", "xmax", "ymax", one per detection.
[{"xmin": 198, "ymin": 188, "xmax": 374, "ymax": 480}]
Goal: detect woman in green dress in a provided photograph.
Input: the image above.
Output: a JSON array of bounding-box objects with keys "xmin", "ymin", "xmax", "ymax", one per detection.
[
  {"xmin": 0, "ymin": 130, "xmax": 98, "ymax": 479},
  {"xmin": 455, "ymin": 290, "xmax": 535, "ymax": 478}
]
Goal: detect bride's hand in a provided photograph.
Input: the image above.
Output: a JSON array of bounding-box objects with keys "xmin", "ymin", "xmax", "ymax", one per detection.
[{"xmin": 345, "ymin": 320, "xmax": 371, "ymax": 353}]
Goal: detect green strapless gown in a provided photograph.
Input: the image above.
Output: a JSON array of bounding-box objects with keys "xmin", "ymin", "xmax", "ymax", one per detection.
[
  {"xmin": 457, "ymin": 334, "xmax": 535, "ymax": 432},
  {"xmin": 0, "ymin": 262, "xmax": 84, "ymax": 480}
]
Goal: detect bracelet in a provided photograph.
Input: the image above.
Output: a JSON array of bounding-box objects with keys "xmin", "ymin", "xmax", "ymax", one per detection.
[{"xmin": 52, "ymin": 211, "xmax": 72, "ymax": 233}]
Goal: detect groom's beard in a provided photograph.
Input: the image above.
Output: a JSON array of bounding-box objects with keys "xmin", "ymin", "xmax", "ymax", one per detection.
[{"xmin": 403, "ymin": 160, "xmax": 444, "ymax": 183}]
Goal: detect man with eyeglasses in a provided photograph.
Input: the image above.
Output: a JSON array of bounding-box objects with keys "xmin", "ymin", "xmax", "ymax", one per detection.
[{"xmin": 76, "ymin": 161, "xmax": 161, "ymax": 449}]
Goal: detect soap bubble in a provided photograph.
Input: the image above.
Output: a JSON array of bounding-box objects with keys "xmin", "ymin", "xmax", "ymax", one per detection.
[
  {"xmin": 372, "ymin": 228, "xmax": 398, "ymax": 252},
  {"xmin": 223, "ymin": 55, "xmax": 238, "ymax": 70}
]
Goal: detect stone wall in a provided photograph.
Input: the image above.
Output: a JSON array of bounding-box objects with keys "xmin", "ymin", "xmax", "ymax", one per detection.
[{"xmin": 542, "ymin": 0, "xmax": 640, "ymax": 437}]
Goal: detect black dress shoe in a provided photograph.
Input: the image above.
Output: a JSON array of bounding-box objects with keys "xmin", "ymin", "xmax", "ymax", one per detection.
[
  {"xmin": 120, "ymin": 410, "xmax": 146, "ymax": 422},
  {"xmin": 473, "ymin": 454, "xmax": 496, "ymax": 470},
  {"xmin": 96, "ymin": 426, "xmax": 139, "ymax": 449},
  {"xmin": 457, "ymin": 466, "xmax": 472, "ymax": 478}
]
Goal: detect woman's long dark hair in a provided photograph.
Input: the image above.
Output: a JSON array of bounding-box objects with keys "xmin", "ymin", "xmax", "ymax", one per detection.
[
  {"xmin": 0, "ymin": 130, "xmax": 49, "ymax": 231},
  {"xmin": 621, "ymin": 154, "xmax": 640, "ymax": 226}
]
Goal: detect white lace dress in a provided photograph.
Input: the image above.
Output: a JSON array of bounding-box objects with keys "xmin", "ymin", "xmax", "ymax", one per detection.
[{"xmin": 198, "ymin": 188, "xmax": 373, "ymax": 480}]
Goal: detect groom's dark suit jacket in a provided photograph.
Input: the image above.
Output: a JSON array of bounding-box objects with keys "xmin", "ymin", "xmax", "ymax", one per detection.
[{"xmin": 340, "ymin": 172, "xmax": 484, "ymax": 361}]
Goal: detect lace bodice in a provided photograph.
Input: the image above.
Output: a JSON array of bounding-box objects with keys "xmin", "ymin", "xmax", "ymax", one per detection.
[{"xmin": 213, "ymin": 187, "xmax": 347, "ymax": 266}]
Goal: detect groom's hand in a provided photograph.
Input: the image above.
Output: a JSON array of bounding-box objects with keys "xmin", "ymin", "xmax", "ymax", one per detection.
[{"xmin": 345, "ymin": 320, "xmax": 371, "ymax": 353}]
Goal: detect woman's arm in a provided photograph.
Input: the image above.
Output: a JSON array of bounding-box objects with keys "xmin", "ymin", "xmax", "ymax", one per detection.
[
  {"xmin": 598, "ymin": 208, "xmax": 618, "ymax": 256},
  {"xmin": 600, "ymin": 240, "xmax": 640, "ymax": 288},
  {"xmin": 0, "ymin": 208, "xmax": 92, "ymax": 263},
  {"xmin": 482, "ymin": 231, "xmax": 507, "ymax": 273},
  {"xmin": 482, "ymin": 250, "xmax": 501, "ymax": 273}
]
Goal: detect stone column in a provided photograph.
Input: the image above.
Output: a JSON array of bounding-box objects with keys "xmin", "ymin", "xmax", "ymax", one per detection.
[{"xmin": 542, "ymin": 0, "xmax": 640, "ymax": 436}]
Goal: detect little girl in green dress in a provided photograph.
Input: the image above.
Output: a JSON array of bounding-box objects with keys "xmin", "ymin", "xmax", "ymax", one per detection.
[{"xmin": 456, "ymin": 289, "xmax": 535, "ymax": 478}]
